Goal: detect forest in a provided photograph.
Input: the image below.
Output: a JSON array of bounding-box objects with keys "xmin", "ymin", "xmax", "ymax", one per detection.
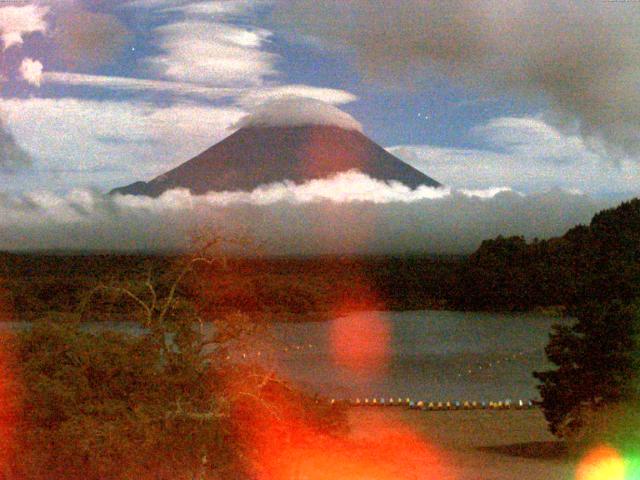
[
  {"xmin": 0, "ymin": 252, "xmax": 458, "ymax": 322},
  {"xmin": 451, "ymin": 198, "xmax": 640, "ymax": 312}
]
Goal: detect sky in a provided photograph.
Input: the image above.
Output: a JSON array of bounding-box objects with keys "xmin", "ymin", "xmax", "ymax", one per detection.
[{"xmin": 1, "ymin": 0, "xmax": 640, "ymax": 253}]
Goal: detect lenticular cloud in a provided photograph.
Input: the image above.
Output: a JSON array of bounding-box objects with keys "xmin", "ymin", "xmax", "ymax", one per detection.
[
  {"xmin": 0, "ymin": 172, "xmax": 607, "ymax": 254},
  {"xmin": 232, "ymin": 96, "xmax": 363, "ymax": 132}
]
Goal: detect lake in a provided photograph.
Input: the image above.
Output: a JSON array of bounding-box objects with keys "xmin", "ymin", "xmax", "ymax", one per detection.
[
  {"xmin": 1, "ymin": 310, "xmax": 570, "ymax": 403},
  {"xmin": 259, "ymin": 310, "xmax": 569, "ymax": 403}
]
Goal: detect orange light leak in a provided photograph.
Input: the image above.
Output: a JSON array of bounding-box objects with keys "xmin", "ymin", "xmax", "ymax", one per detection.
[
  {"xmin": 253, "ymin": 410, "xmax": 452, "ymax": 480},
  {"xmin": 577, "ymin": 445, "xmax": 626, "ymax": 480},
  {"xmin": 0, "ymin": 342, "xmax": 19, "ymax": 473},
  {"xmin": 0, "ymin": 286, "xmax": 19, "ymax": 474},
  {"xmin": 224, "ymin": 341, "xmax": 455, "ymax": 480},
  {"xmin": 198, "ymin": 198, "xmax": 449, "ymax": 479},
  {"xmin": 326, "ymin": 280, "xmax": 392, "ymax": 381},
  {"xmin": 329, "ymin": 311, "xmax": 391, "ymax": 379}
]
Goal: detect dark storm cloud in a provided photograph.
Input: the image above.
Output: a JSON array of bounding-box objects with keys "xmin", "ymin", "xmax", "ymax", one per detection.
[
  {"xmin": 273, "ymin": 1, "xmax": 640, "ymax": 159},
  {"xmin": 52, "ymin": 10, "xmax": 131, "ymax": 70}
]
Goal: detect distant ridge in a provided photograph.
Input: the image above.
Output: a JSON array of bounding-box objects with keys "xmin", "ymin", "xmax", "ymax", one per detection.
[{"xmin": 110, "ymin": 125, "xmax": 441, "ymax": 197}]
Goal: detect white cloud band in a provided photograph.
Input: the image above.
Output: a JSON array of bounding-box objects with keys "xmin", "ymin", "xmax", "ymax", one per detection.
[{"xmin": 0, "ymin": 172, "xmax": 608, "ymax": 254}]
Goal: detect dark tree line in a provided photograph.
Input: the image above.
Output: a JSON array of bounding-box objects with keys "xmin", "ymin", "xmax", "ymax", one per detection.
[
  {"xmin": 1, "ymin": 199, "xmax": 640, "ymax": 319},
  {"xmin": 0, "ymin": 253, "xmax": 459, "ymax": 321},
  {"xmin": 450, "ymin": 198, "xmax": 640, "ymax": 312}
]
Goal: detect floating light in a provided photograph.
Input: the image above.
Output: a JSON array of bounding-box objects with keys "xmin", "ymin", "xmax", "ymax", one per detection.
[{"xmin": 576, "ymin": 445, "xmax": 625, "ymax": 480}]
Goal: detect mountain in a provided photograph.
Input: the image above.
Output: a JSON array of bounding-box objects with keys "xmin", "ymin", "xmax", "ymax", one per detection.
[{"xmin": 110, "ymin": 125, "xmax": 441, "ymax": 197}]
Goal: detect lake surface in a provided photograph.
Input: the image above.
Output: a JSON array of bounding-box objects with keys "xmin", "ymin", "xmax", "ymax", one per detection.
[
  {"xmin": 1, "ymin": 310, "xmax": 570, "ymax": 403},
  {"xmin": 261, "ymin": 310, "xmax": 570, "ymax": 402}
]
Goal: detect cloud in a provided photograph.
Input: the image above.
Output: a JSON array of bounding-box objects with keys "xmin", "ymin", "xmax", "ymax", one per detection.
[
  {"xmin": 132, "ymin": 0, "xmax": 278, "ymax": 87},
  {"xmin": 0, "ymin": 97, "xmax": 245, "ymax": 188},
  {"xmin": 0, "ymin": 119, "xmax": 32, "ymax": 173},
  {"xmin": 42, "ymin": 71, "xmax": 240, "ymax": 100},
  {"xmin": 388, "ymin": 116, "xmax": 640, "ymax": 197},
  {"xmin": 123, "ymin": 0, "xmax": 258, "ymax": 12},
  {"xmin": 0, "ymin": 4, "xmax": 48, "ymax": 50},
  {"xmin": 273, "ymin": 1, "xmax": 640, "ymax": 158},
  {"xmin": 237, "ymin": 85, "xmax": 357, "ymax": 108},
  {"xmin": 4, "ymin": 97, "xmax": 634, "ymax": 197},
  {"xmin": 458, "ymin": 187, "xmax": 515, "ymax": 199},
  {"xmin": 150, "ymin": 170, "xmax": 451, "ymax": 205},
  {"xmin": 52, "ymin": 10, "xmax": 131, "ymax": 70},
  {"xmin": 146, "ymin": 19, "xmax": 277, "ymax": 86},
  {"xmin": 41, "ymin": 72, "xmax": 357, "ymax": 107},
  {"xmin": 232, "ymin": 96, "xmax": 363, "ymax": 132},
  {"xmin": 0, "ymin": 174, "xmax": 608, "ymax": 254},
  {"xmin": 0, "ymin": 85, "xmax": 357, "ymax": 193},
  {"xmin": 147, "ymin": 0, "xmax": 267, "ymax": 16},
  {"xmin": 471, "ymin": 117, "xmax": 590, "ymax": 164},
  {"xmin": 19, "ymin": 57, "xmax": 43, "ymax": 87},
  {"xmin": 0, "ymin": 0, "xmax": 356, "ymax": 194}
]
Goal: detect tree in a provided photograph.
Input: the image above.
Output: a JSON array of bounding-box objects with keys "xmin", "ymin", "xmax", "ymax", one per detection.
[
  {"xmin": 533, "ymin": 301, "xmax": 640, "ymax": 439},
  {"xmin": 10, "ymin": 242, "xmax": 252, "ymax": 479},
  {"xmin": 8, "ymin": 240, "xmax": 346, "ymax": 479},
  {"xmin": 11, "ymin": 318, "xmax": 226, "ymax": 480}
]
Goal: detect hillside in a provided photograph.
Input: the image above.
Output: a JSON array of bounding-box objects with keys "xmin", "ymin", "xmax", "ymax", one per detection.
[{"xmin": 449, "ymin": 198, "xmax": 640, "ymax": 311}]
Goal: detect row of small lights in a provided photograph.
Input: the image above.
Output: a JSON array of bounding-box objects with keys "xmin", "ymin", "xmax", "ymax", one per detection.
[
  {"xmin": 456, "ymin": 351, "xmax": 532, "ymax": 377},
  {"xmin": 225, "ymin": 343, "xmax": 318, "ymax": 360},
  {"xmin": 228, "ymin": 347, "xmax": 534, "ymax": 379},
  {"xmin": 328, "ymin": 398, "xmax": 535, "ymax": 410}
]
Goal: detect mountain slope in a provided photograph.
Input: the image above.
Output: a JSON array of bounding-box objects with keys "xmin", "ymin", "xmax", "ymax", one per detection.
[{"xmin": 110, "ymin": 125, "xmax": 441, "ymax": 197}]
